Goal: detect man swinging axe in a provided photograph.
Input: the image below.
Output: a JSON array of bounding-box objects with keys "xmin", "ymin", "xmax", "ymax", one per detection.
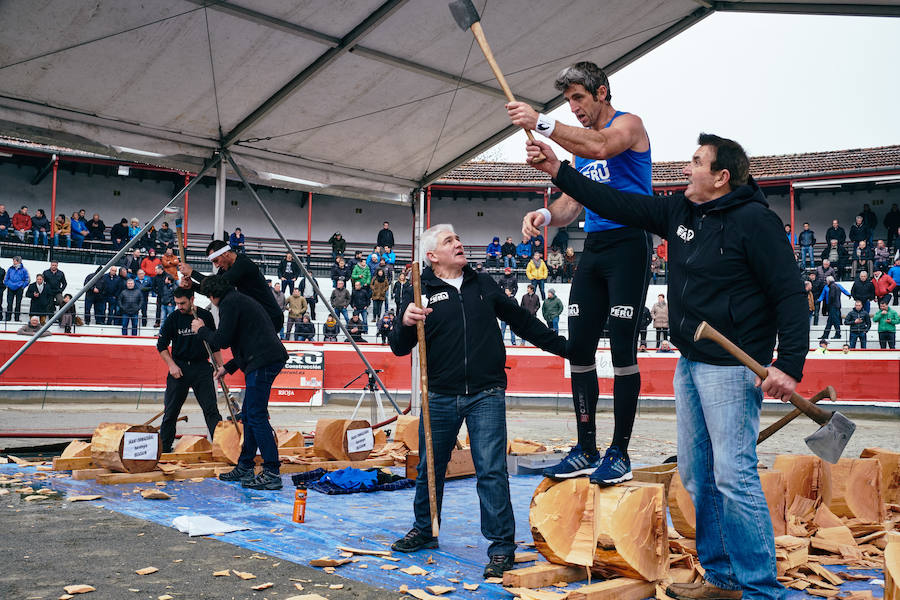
[{"xmin": 388, "ymin": 224, "xmax": 568, "ymax": 579}]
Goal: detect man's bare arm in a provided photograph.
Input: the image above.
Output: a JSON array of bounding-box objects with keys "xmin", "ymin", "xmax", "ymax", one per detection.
[{"xmin": 522, "ymin": 194, "xmax": 582, "ymax": 238}]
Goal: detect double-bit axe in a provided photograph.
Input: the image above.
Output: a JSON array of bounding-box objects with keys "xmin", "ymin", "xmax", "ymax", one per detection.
[{"xmin": 694, "ymin": 321, "xmax": 855, "ymax": 463}]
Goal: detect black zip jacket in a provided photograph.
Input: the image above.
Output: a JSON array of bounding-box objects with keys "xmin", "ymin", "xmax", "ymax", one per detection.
[
  {"xmin": 190, "ymin": 253, "xmax": 284, "ymax": 330},
  {"xmin": 843, "ymin": 308, "xmax": 871, "ymax": 333},
  {"xmin": 197, "ymin": 288, "xmax": 288, "ymax": 375},
  {"xmin": 42, "ymin": 268, "xmax": 67, "ymax": 295},
  {"xmin": 553, "ymin": 161, "xmax": 807, "ymax": 381},
  {"xmin": 389, "ymin": 265, "xmax": 567, "ymax": 395}
]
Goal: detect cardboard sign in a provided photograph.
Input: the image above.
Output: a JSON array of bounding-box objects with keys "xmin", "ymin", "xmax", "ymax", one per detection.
[
  {"xmin": 346, "ymin": 427, "xmax": 374, "ymax": 454},
  {"xmin": 122, "ymin": 432, "xmax": 158, "ymax": 460},
  {"xmin": 270, "ymin": 350, "xmax": 324, "ymax": 406}
]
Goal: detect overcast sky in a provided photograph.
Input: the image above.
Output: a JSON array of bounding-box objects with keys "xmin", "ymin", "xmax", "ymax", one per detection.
[{"xmin": 487, "ymin": 12, "xmax": 900, "ymax": 163}]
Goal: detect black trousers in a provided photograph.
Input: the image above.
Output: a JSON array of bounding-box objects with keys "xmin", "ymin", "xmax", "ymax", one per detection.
[
  {"xmin": 161, "ymin": 361, "xmax": 222, "ymax": 452},
  {"xmin": 5, "ymin": 288, "xmax": 23, "ymax": 320},
  {"xmin": 879, "ymin": 331, "xmax": 896, "ymax": 349}
]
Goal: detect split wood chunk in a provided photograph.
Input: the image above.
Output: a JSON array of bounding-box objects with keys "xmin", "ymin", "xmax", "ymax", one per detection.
[
  {"xmin": 509, "ymin": 439, "xmax": 547, "ymax": 454},
  {"xmin": 314, "ymin": 419, "xmax": 373, "ymax": 461},
  {"xmin": 772, "ymin": 454, "xmax": 832, "ymax": 506},
  {"xmin": 373, "ymin": 429, "xmax": 387, "ymax": 450},
  {"xmin": 309, "ymin": 557, "xmax": 350, "ymax": 567},
  {"xmin": 251, "ymin": 582, "xmax": 274, "ymax": 590},
  {"xmin": 91, "ymin": 423, "xmax": 160, "ymax": 473},
  {"xmin": 632, "ymin": 464, "xmax": 678, "ymax": 498},
  {"xmin": 285, "ymin": 595, "xmax": 328, "ymax": 600},
  {"xmin": 212, "ymin": 570, "xmax": 230, "ymax": 576},
  {"xmin": 232, "ymin": 570, "xmax": 256, "ymax": 580},
  {"xmin": 885, "ymin": 532, "xmax": 900, "ymax": 600},
  {"xmin": 775, "ymin": 536, "xmax": 809, "ymax": 576},
  {"xmin": 212, "ymin": 421, "xmax": 243, "ymax": 465},
  {"xmin": 276, "ymin": 430, "xmax": 304, "ymax": 449},
  {"xmin": 336, "ymin": 545, "xmax": 391, "ymax": 557},
  {"xmin": 63, "ymin": 584, "xmax": 96, "ymax": 594},
  {"xmin": 140, "ymin": 489, "xmax": 171, "ymax": 500},
  {"xmin": 813, "ymin": 504, "xmax": 845, "ymax": 529},
  {"xmin": 505, "ymin": 587, "xmax": 566, "ymax": 600},
  {"xmin": 566, "ymin": 577, "xmax": 655, "ymax": 600},
  {"xmin": 173, "ymin": 435, "xmax": 212, "ymax": 454},
  {"xmin": 860, "ymin": 447, "xmax": 900, "ymax": 505},
  {"xmin": 393, "ymin": 415, "xmax": 419, "ymax": 452},
  {"xmin": 399, "ymin": 565, "xmax": 429, "ymax": 576},
  {"xmin": 514, "ymin": 551, "xmax": 541, "ymax": 563},
  {"xmin": 425, "ymin": 585, "xmax": 455, "ymax": 595},
  {"xmin": 760, "ymin": 470, "xmax": 787, "ymax": 537},
  {"xmin": 463, "ymin": 582, "xmax": 479, "ymax": 591},
  {"xmin": 667, "ymin": 470, "xmax": 696, "ymax": 539},
  {"xmin": 530, "ymin": 478, "xmax": 668, "ymax": 581},
  {"xmin": 61, "ymin": 440, "xmax": 92, "ymax": 459},
  {"xmin": 828, "ymin": 458, "xmax": 884, "ymax": 523},
  {"xmin": 135, "ymin": 567, "xmax": 158, "ymax": 575}
]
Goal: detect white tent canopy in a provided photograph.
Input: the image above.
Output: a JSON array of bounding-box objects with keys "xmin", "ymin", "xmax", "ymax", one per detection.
[{"xmin": 1, "ymin": 0, "xmax": 897, "ymax": 203}]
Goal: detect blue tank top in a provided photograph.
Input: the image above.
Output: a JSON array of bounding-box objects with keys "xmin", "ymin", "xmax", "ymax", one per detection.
[{"xmin": 573, "ymin": 111, "xmax": 652, "ymax": 232}]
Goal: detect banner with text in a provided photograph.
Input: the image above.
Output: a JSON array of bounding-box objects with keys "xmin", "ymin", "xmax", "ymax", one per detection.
[{"xmin": 270, "ymin": 350, "xmax": 324, "ymax": 406}]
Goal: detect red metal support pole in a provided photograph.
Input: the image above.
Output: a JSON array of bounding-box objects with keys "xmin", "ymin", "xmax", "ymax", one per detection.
[
  {"xmin": 50, "ymin": 155, "xmax": 58, "ymax": 239},
  {"xmin": 543, "ymin": 187, "xmax": 549, "ymax": 260},
  {"xmin": 183, "ymin": 173, "xmax": 190, "ymax": 245},
  {"xmin": 307, "ymin": 191, "xmax": 312, "ymax": 257},
  {"xmin": 426, "ymin": 186, "xmax": 431, "ymax": 229},
  {"xmin": 789, "ymin": 182, "xmax": 795, "ymax": 249}
]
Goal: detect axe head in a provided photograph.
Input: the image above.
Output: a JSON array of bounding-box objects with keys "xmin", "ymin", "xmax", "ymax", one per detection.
[
  {"xmin": 449, "ymin": 0, "xmax": 480, "ymax": 31},
  {"xmin": 804, "ymin": 410, "xmax": 855, "ymax": 464}
]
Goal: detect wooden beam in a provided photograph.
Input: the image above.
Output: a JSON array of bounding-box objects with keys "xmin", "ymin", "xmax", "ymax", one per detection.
[
  {"xmin": 52, "ymin": 456, "xmax": 95, "ymax": 471},
  {"xmin": 279, "ymin": 458, "xmax": 393, "ymax": 474},
  {"xmin": 71, "ymin": 468, "xmax": 112, "ymax": 480},
  {"xmin": 96, "ymin": 467, "xmax": 217, "ymax": 484},
  {"xmin": 160, "ymin": 451, "xmax": 214, "ymax": 463},
  {"xmin": 566, "ymin": 577, "xmax": 655, "ymax": 600},
  {"xmin": 502, "ymin": 563, "xmax": 586, "ymax": 588}
]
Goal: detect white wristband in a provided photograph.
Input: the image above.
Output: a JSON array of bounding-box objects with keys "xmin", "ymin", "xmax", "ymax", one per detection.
[
  {"xmin": 535, "ymin": 113, "xmax": 556, "ymax": 138},
  {"xmin": 536, "ymin": 208, "xmax": 552, "ymax": 227}
]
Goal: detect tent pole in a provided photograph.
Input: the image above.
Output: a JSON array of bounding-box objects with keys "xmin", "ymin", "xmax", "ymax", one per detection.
[
  {"xmin": 0, "ymin": 155, "xmax": 222, "ymax": 378},
  {"xmin": 410, "ymin": 187, "xmax": 425, "ymax": 416},
  {"xmin": 214, "ymin": 163, "xmax": 226, "ymax": 242},
  {"xmin": 221, "ymin": 150, "xmax": 402, "ymax": 415}
]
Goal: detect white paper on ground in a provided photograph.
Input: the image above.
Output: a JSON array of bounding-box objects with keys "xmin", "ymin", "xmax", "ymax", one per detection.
[{"xmin": 172, "ymin": 515, "xmax": 249, "ymax": 537}]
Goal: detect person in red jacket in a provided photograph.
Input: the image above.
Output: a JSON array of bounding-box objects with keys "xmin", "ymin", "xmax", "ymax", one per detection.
[
  {"xmin": 141, "ymin": 248, "xmax": 162, "ymax": 278},
  {"xmin": 11, "ymin": 206, "xmax": 32, "ymax": 242},
  {"xmin": 872, "ymin": 267, "xmax": 897, "ymax": 304}
]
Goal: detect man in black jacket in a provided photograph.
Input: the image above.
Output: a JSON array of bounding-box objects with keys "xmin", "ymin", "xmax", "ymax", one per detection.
[
  {"xmin": 825, "ymin": 219, "xmax": 846, "ymax": 248},
  {"xmin": 42, "ymin": 261, "xmax": 67, "ymax": 309},
  {"xmin": 388, "ymin": 224, "xmax": 567, "ymax": 579},
  {"xmin": 844, "ymin": 300, "xmax": 871, "ymax": 349},
  {"xmin": 192, "ymin": 275, "xmax": 288, "ymax": 490},
  {"xmin": 26, "ymin": 274, "xmax": 53, "ymax": 323},
  {"xmin": 376, "ymin": 221, "xmax": 394, "ymax": 249},
  {"xmin": 277, "ymin": 253, "xmax": 299, "ymax": 295},
  {"xmin": 525, "ymin": 135, "xmax": 806, "ymax": 600}
]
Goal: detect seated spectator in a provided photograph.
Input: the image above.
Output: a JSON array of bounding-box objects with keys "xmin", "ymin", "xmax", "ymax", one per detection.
[
  {"xmin": 11, "ymin": 206, "xmax": 31, "ymax": 243},
  {"xmin": 526, "ymin": 253, "xmax": 548, "ymax": 300},
  {"xmin": 351, "ymin": 256, "xmax": 371, "ymax": 289},
  {"xmin": 285, "ymin": 288, "xmax": 308, "ymax": 341},
  {"xmin": 531, "ymin": 237, "xmax": 544, "ymax": 260},
  {"xmin": 26, "ymin": 274, "xmax": 53, "ymax": 324},
  {"xmin": 42, "ymin": 261, "xmax": 67, "ymax": 309},
  {"xmin": 872, "ymin": 268, "xmax": 896, "ymax": 305},
  {"xmin": 278, "ymin": 253, "xmax": 300, "ymax": 294},
  {"xmin": 296, "ymin": 314, "xmax": 315, "ymax": 342},
  {"xmin": 542, "ymin": 288, "xmax": 563, "ymax": 333},
  {"xmin": 499, "ymin": 266, "xmax": 518, "ymax": 296},
  {"xmin": 873, "ymin": 239, "xmax": 891, "ymax": 272},
  {"xmin": 128, "ymin": 217, "xmax": 142, "ymax": 241},
  {"xmin": 110, "ymin": 218, "xmax": 129, "ymax": 249},
  {"xmin": 347, "ymin": 312, "xmax": 366, "ymax": 343},
  {"xmin": 564, "ymin": 247, "xmax": 576, "ymax": 282},
  {"xmin": 873, "ymin": 299, "xmax": 898, "ymax": 349},
  {"xmin": 59, "ymin": 293, "xmax": 77, "ymax": 333},
  {"xmin": 816, "ymin": 258, "xmax": 836, "ymax": 281},
  {"xmin": 86, "ymin": 213, "xmax": 106, "ymax": 241},
  {"xmin": 851, "ymin": 240, "xmax": 874, "ymax": 279},
  {"xmin": 377, "ymin": 311, "xmax": 394, "ymax": 345},
  {"xmin": 31, "ymin": 209, "xmax": 51, "ymax": 246},
  {"xmin": 0, "ymin": 203, "xmax": 10, "ymax": 240},
  {"xmin": 850, "ymin": 271, "xmax": 875, "ymax": 313},
  {"xmin": 70, "ymin": 211, "xmax": 88, "ymax": 248},
  {"xmin": 473, "ymin": 261, "xmax": 485, "ymax": 273},
  {"xmin": 377, "ymin": 221, "xmax": 394, "ymax": 250},
  {"xmin": 371, "ymin": 268, "xmax": 389, "ymax": 322},
  {"xmin": 350, "ymin": 280, "xmax": 371, "ymax": 329},
  {"xmin": 516, "ymin": 235, "xmax": 532, "ymax": 266},
  {"xmin": 649, "ymin": 252, "xmax": 663, "ymax": 284},
  {"xmin": 844, "ymin": 300, "xmax": 871, "ymax": 349},
  {"xmin": 160, "ymin": 247, "xmax": 180, "ymax": 279},
  {"xmin": 820, "ymin": 240, "xmax": 848, "ymax": 279},
  {"xmin": 485, "ymin": 236, "xmax": 501, "ymax": 267},
  {"xmin": 156, "ymin": 221, "xmax": 175, "ymax": 251},
  {"xmin": 123, "ymin": 248, "xmax": 143, "ymax": 275},
  {"xmin": 141, "ymin": 248, "xmax": 162, "ymax": 278},
  {"xmin": 229, "ymin": 228, "xmax": 246, "ymax": 253},
  {"xmin": 330, "ymin": 278, "xmax": 351, "ymax": 323},
  {"xmin": 547, "ymin": 246, "xmax": 564, "ymax": 282},
  {"xmin": 52, "ymin": 214, "xmax": 71, "ymax": 248},
  {"xmin": 328, "ymin": 231, "xmax": 346, "ymax": 258},
  {"xmin": 323, "ymin": 315, "xmax": 340, "ymax": 341},
  {"xmin": 17, "ymin": 315, "xmax": 51, "ymax": 337},
  {"xmin": 331, "ymin": 256, "xmax": 351, "ymax": 287},
  {"xmin": 848, "ymin": 215, "xmax": 869, "ymax": 247},
  {"xmin": 551, "ymin": 228, "xmax": 569, "ymax": 255},
  {"xmin": 500, "ymin": 236, "xmax": 517, "ymax": 269},
  {"xmin": 657, "ymin": 340, "xmax": 674, "ymax": 353}
]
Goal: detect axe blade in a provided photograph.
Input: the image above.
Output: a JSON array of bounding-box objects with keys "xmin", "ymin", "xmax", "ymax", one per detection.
[
  {"xmin": 804, "ymin": 411, "xmax": 855, "ymax": 464},
  {"xmin": 449, "ymin": 0, "xmax": 480, "ymax": 31}
]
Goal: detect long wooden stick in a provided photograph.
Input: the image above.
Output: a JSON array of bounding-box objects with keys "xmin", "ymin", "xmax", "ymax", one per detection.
[{"xmin": 411, "ymin": 262, "xmax": 439, "ymax": 538}]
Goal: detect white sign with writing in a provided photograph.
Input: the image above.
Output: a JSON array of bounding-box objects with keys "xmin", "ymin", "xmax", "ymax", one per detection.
[
  {"xmin": 122, "ymin": 432, "xmax": 158, "ymax": 460},
  {"xmin": 346, "ymin": 427, "xmax": 375, "ymax": 454}
]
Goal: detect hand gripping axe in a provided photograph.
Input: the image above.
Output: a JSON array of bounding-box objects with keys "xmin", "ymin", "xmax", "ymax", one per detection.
[{"xmin": 694, "ymin": 321, "xmax": 855, "ymax": 463}]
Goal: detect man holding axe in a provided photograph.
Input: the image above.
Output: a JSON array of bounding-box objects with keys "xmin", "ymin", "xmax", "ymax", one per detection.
[
  {"xmin": 388, "ymin": 224, "xmax": 567, "ymax": 579},
  {"xmin": 525, "ymin": 135, "xmax": 807, "ymax": 600}
]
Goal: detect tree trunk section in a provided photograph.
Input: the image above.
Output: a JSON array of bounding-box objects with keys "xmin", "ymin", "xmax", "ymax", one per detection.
[
  {"xmin": 530, "ymin": 478, "xmax": 668, "ymax": 581},
  {"xmin": 394, "ymin": 415, "xmax": 419, "ymax": 452},
  {"xmin": 860, "ymin": 447, "xmax": 900, "ymax": 505},
  {"xmin": 91, "ymin": 423, "xmax": 160, "ymax": 473},
  {"xmin": 212, "ymin": 421, "xmax": 243, "ymax": 465},
  {"xmin": 173, "ymin": 435, "xmax": 212, "ymax": 454},
  {"xmin": 314, "ymin": 419, "xmax": 372, "ymax": 461},
  {"xmin": 668, "ymin": 470, "xmax": 696, "ymax": 539},
  {"xmin": 61, "ymin": 440, "xmax": 92, "ymax": 459},
  {"xmin": 827, "ymin": 457, "xmax": 884, "ymax": 523},
  {"xmin": 885, "ymin": 532, "xmax": 900, "ymax": 600},
  {"xmin": 760, "ymin": 470, "xmax": 787, "ymax": 537},
  {"xmin": 772, "ymin": 454, "xmax": 832, "ymax": 506}
]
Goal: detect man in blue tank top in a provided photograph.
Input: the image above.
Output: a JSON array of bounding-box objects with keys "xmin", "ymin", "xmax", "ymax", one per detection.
[{"xmin": 508, "ymin": 61, "xmax": 652, "ymax": 485}]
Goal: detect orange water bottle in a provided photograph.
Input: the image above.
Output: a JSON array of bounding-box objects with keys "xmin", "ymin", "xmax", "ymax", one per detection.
[{"xmin": 292, "ymin": 485, "xmax": 307, "ymax": 523}]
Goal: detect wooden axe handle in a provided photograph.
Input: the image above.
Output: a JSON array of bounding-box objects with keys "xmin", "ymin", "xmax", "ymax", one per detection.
[
  {"xmin": 757, "ymin": 385, "xmax": 836, "ymax": 444},
  {"xmin": 693, "ymin": 321, "xmax": 832, "ymax": 426}
]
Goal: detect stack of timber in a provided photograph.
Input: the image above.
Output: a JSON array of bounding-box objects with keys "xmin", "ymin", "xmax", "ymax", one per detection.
[{"xmin": 280, "ymin": 418, "xmax": 394, "ymax": 473}]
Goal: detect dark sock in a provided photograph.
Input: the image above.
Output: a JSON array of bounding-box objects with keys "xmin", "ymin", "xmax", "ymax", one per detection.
[
  {"xmin": 611, "ymin": 372, "xmax": 641, "ymax": 455},
  {"xmin": 571, "ymin": 369, "xmax": 599, "ymax": 455}
]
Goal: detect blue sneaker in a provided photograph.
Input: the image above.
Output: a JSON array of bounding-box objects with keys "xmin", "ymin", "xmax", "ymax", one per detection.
[
  {"xmin": 541, "ymin": 445, "xmax": 602, "ymax": 480},
  {"xmin": 589, "ymin": 446, "xmax": 632, "ymax": 486}
]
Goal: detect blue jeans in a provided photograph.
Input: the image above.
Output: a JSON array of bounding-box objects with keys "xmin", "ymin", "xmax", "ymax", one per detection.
[
  {"xmin": 53, "ymin": 234, "xmax": 71, "ymax": 248},
  {"xmin": 503, "ymin": 256, "xmax": 516, "ymax": 268},
  {"xmin": 159, "ymin": 304, "xmax": 174, "ymax": 332},
  {"xmin": 499, "ymin": 321, "xmax": 516, "ymax": 345},
  {"xmin": 34, "ymin": 230, "xmax": 48, "ymax": 245},
  {"xmin": 71, "ymin": 233, "xmax": 84, "ymax": 248},
  {"xmin": 823, "ymin": 307, "xmax": 841, "ymax": 338},
  {"xmin": 849, "ymin": 331, "xmax": 866, "ymax": 348},
  {"xmin": 121, "ymin": 313, "xmax": 138, "ymax": 336},
  {"xmin": 238, "ymin": 361, "xmax": 285, "ymax": 472},
  {"xmin": 800, "ymin": 246, "xmax": 814, "ymax": 269},
  {"xmin": 673, "ymin": 359, "xmax": 782, "ymax": 600},
  {"xmin": 533, "ymin": 279, "xmax": 545, "ymax": 300},
  {"xmin": 336, "ymin": 307, "xmax": 349, "ymax": 323},
  {"xmin": 413, "ymin": 388, "xmax": 515, "ymax": 558},
  {"xmin": 548, "ymin": 317, "xmax": 559, "ymax": 332}
]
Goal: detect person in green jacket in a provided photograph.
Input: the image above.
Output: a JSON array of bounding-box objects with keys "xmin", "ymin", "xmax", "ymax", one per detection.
[
  {"xmin": 351, "ymin": 260, "xmax": 371, "ymax": 288},
  {"xmin": 541, "ymin": 288, "xmax": 564, "ymax": 332},
  {"xmin": 872, "ymin": 299, "xmax": 899, "ymax": 349}
]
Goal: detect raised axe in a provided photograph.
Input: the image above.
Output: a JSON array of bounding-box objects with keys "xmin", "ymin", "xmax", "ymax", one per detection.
[
  {"xmin": 448, "ymin": 0, "xmax": 545, "ymax": 162},
  {"xmin": 694, "ymin": 321, "xmax": 855, "ymax": 463},
  {"xmin": 142, "ymin": 412, "xmax": 188, "ymax": 427}
]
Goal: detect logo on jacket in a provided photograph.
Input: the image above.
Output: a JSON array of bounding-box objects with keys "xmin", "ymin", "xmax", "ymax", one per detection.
[
  {"xmin": 568, "ymin": 304, "xmax": 579, "ymax": 317},
  {"xmin": 610, "ymin": 305, "xmax": 634, "ymax": 319},
  {"xmin": 429, "ymin": 291, "xmax": 450, "ymax": 304},
  {"xmin": 677, "ymin": 225, "xmax": 695, "ymax": 242}
]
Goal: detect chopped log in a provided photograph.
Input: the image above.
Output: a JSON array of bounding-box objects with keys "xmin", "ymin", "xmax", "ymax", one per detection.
[
  {"xmin": 566, "ymin": 577, "xmax": 655, "ymax": 600},
  {"xmin": 394, "ymin": 415, "xmax": 419, "ymax": 452},
  {"xmin": 91, "ymin": 423, "xmax": 160, "ymax": 473},
  {"xmin": 509, "ymin": 439, "xmax": 547, "ymax": 454},
  {"xmin": 828, "ymin": 458, "xmax": 884, "ymax": 523},
  {"xmin": 860, "ymin": 447, "xmax": 900, "ymax": 505},
  {"xmin": 775, "ymin": 536, "xmax": 809, "ymax": 576},
  {"xmin": 502, "ymin": 563, "xmax": 586, "ymax": 588},
  {"xmin": 405, "ymin": 448, "xmax": 475, "ymax": 480},
  {"xmin": 61, "ymin": 440, "xmax": 91, "ymax": 459},
  {"xmin": 668, "ymin": 470, "xmax": 696, "ymax": 539},
  {"xmin": 885, "ymin": 532, "xmax": 899, "ymax": 600},
  {"xmin": 772, "ymin": 454, "xmax": 832, "ymax": 506},
  {"xmin": 530, "ymin": 478, "xmax": 668, "ymax": 581},
  {"xmin": 173, "ymin": 435, "xmax": 212, "ymax": 454},
  {"xmin": 373, "ymin": 429, "xmax": 387, "ymax": 450},
  {"xmin": 760, "ymin": 470, "xmax": 787, "ymax": 537},
  {"xmin": 211, "ymin": 421, "xmax": 243, "ymax": 465},
  {"xmin": 632, "ymin": 463, "xmax": 677, "ymax": 497},
  {"xmin": 314, "ymin": 419, "xmax": 373, "ymax": 461},
  {"xmin": 52, "ymin": 456, "xmax": 94, "ymax": 471},
  {"xmin": 275, "ymin": 430, "xmax": 304, "ymax": 448}
]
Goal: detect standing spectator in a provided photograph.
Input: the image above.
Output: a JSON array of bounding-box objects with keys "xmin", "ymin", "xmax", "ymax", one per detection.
[
  {"xmin": 26, "ymin": 274, "xmax": 53, "ymax": 323},
  {"xmin": 0, "ymin": 204, "xmax": 10, "ymax": 240},
  {"xmin": 808, "ymin": 271, "xmax": 825, "ymax": 326},
  {"xmin": 520, "ymin": 283, "xmax": 541, "ymax": 330},
  {"xmin": 118, "ymin": 278, "xmax": 143, "ymax": 336},
  {"xmin": 161, "ymin": 247, "xmax": 180, "ymax": 279},
  {"xmin": 59, "ymin": 293, "xmax": 77, "ymax": 333},
  {"xmin": 820, "ymin": 240, "xmax": 848, "ymax": 280},
  {"xmin": 156, "ymin": 274, "xmax": 177, "ymax": 330},
  {"xmin": 285, "ymin": 288, "xmax": 308, "ymax": 341},
  {"xmin": 798, "ymin": 222, "xmax": 816, "ymax": 269},
  {"xmin": 381, "ymin": 246, "xmax": 396, "ymax": 282},
  {"xmin": 546, "ymin": 246, "xmax": 564, "ymax": 282},
  {"xmin": 860, "ymin": 204, "xmax": 878, "ymax": 243},
  {"xmin": 377, "ymin": 221, "xmax": 395, "ymax": 250},
  {"xmin": 229, "ymin": 228, "xmax": 246, "ymax": 253},
  {"xmin": 156, "ymin": 221, "xmax": 175, "ymax": 251},
  {"xmin": 848, "ymin": 215, "xmax": 869, "ymax": 248},
  {"xmin": 350, "ymin": 280, "xmax": 371, "ymax": 330},
  {"xmin": 531, "ymin": 237, "xmax": 544, "ymax": 262},
  {"xmin": 542, "ymin": 288, "xmax": 564, "ymax": 333},
  {"xmin": 872, "ymin": 267, "xmax": 896, "ymax": 305},
  {"xmin": 551, "ymin": 228, "xmax": 569, "ymax": 256},
  {"xmin": 844, "ymin": 300, "xmax": 871, "ymax": 348},
  {"xmin": 819, "ymin": 276, "xmax": 851, "ymax": 340},
  {"xmin": 563, "ymin": 247, "xmax": 576, "ymax": 282},
  {"xmin": 650, "ymin": 293, "xmax": 669, "ymax": 346},
  {"xmin": 11, "ymin": 206, "xmax": 32, "ymax": 242},
  {"xmin": 805, "ymin": 281, "xmax": 815, "ymax": 326},
  {"xmin": 377, "ymin": 311, "xmax": 394, "ymax": 345},
  {"xmin": 392, "ymin": 271, "xmax": 411, "ymax": 311},
  {"xmin": 134, "ymin": 269, "xmax": 153, "ymax": 326},
  {"xmin": 82, "ymin": 266, "xmax": 103, "ymax": 325},
  {"xmin": 70, "ymin": 211, "xmax": 88, "ymax": 247},
  {"xmin": 366, "ymin": 246, "xmax": 381, "ymax": 275},
  {"xmin": 850, "ymin": 270, "xmax": 875, "ymax": 313},
  {"xmin": 649, "ymin": 253, "xmax": 663, "ymax": 284},
  {"xmin": 638, "ymin": 305, "xmax": 651, "ymax": 347},
  {"xmin": 516, "ymin": 235, "xmax": 532, "ymax": 266},
  {"xmin": 0, "ymin": 264, "xmax": 5, "ymax": 308},
  {"xmin": 485, "ymin": 236, "xmax": 502, "ymax": 267},
  {"xmin": 500, "ymin": 236, "xmax": 517, "ymax": 269},
  {"xmin": 351, "ymin": 255, "xmax": 372, "ymax": 289},
  {"xmin": 784, "ymin": 223, "xmax": 793, "ymax": 247},
  {"xmin": 328, "ymin": 231, "xmax": 346, "ymax": 258},
  {"xmin": 331, "ymin": 256, "xmax": 350, "ymax": 287},
  {"xmin": 304, "ymin": 279, "xmax": 317, "ymax": 321},
  {"xmin": 349, "ymin": 249, "xmax": 365, "ymax": 269},
  {"xmin": 4, "ymin": 256, "xmax": 29, "ymax": 321},
  {"xmin": 271, "ymin": 281, "xmax": 286, "ymax": 338},
  {"xmin": 277, "ymin": 253, "xmax": 299, "ymax": 294},
  {"xmin": 330, "ymin": 278, "xmax": 351, "ymax": 323},
  {"xmin": 53, "ymin": 214, "xmax": 71, "ymax": 247},
  {"xmin": 499, "ymin": 266, "xmax": 518, "ymax": 296},
  {"xmin": 151, "ymin": 264, "xmax": 167, "ymax": 327},
  {"xmin": 873, "ymin": 299, "xmax": 898, "ymax": 349},
  {"xmin": 850, "ymin": 241, "xmax": 873, "ymax": 280},
  {"xmin": 890, "ymin": 259, "xmax": 900, "ymax": 306},
  {"xmin": 123, "ymin": 248, "xmax": 143, "ymax": 276},
  {"xmin": 86, "ymin": 213, "xmax": 106, "ymax": 241},
  {"xmin": 347, "ymin": 312, "xmax": 366, "ymax": 343},
  {"xmin": 42, "ymin": 261, "xmax": 67, "ymax": 309},
  {"xmin": 323, "ymin": 315, "xmax": 339, "ymax": 341},
  {"xmin": 141, "ymin": 248, "xmax": 162, "ymax": 278},
  {"xmin": 816, "ymin": 258, "xmax": 836, "ymax": 282},
  {"xmin": 110, "ymin": 218, "xmax": 129, "ymax": 249},
  {"xmin": 825, "ymin": 219, "xmax": 846, "ymax": 248},
  {"xmin": 31, "ymin": 209, "xmax": 50, "ymax": 245},
  {"xmin": 526, "ymin": 253, "xmax": 548, "ymax": 300},
  {"xmin": 498, "ymin": 288, "xmax": 518, "ymax": 345},
  {"xmin": 371, "ymin": 268, "xmax": 389, "ymax": 323},
  {"xmin": 885, "ymin": 203, "xmax": 900, "ymax": 247},
  {"xmin": 873, "ymin": 239, "xmax": 891, "ymax": 272}
]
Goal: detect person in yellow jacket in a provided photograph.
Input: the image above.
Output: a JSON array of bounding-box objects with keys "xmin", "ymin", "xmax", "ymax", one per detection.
[{"xmin": 526, "ymin": 254, "xmax": 549, "ymax": 300}]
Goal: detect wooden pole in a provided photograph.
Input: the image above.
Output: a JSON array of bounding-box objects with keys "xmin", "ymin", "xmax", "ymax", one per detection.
[{"xmin": 411, "ymin": 262, "xmax": 439, "ymax": 538}]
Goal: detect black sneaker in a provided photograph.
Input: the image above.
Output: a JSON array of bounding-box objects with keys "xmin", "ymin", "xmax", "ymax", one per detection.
[
  {"xmin": 483, "ymin": 554, "xmax": 514, "ymax": 579},
  {"xmin": 242, "ymin": 470, "xmax": 283, "ymax": 490},
  {"xmin": 219, "ymin": 465, "xmax": 253, "ymax": 483},
  {"xmin": 391, "ymin": 528, "xmax": 438, "ymax": 553}
]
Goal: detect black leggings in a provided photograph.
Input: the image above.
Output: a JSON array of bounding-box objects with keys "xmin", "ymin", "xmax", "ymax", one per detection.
[{"xmin": 566, "ymin": 228, "xmax": 651, "ymax": 456}]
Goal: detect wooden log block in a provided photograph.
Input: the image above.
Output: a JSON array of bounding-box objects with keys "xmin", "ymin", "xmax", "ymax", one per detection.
[
  {"xmin": 61, "ymin": 440, "xmax": 91, "ymax": 459},
  {"xmin": 530, "ymin": 478, "xmax": 668, "ymax": 581},
  {"xmin": 885, "ymin": 532, "xmax": 899, "ymax": 600},
  {"xmin": 760, "ymin": 470, "xmax": 787, "ymax": 537},
  {"xmin": 52, "ymin": 456, "xmax": 94, "ymax": 471},
  {"xmin": 772, "ymin": 454, "xmax": 832, "ymax": 506},
  {"xmin": 394, "ymin": 415, "xmax": 419, "ymax": 452},
  {"xmin": 632, "ymin": 463, "xmax": 677, "ymax": 498},
  {"xmin": 566, "ymin": 577, "xmax": 655, "ymax": 600},
  {"xmin": 160, "ymin": 451, "xmax": 214, "ymax": 464},
  {"xmin": 91, "ymin": 423, "xmax": 160, "ymax": 473},
  {"xmin": 173, "ymin": 435, "xmax": 212, "ymax": 454},
  {"xmin": 828, "ymin": 458, "xmax": 884, "ymax": 523},
  {"xmin": 860, "ymin": 447, "xmax": 900, "ymax": 505},
  {"xmin": 212, "ymin": 421, "xmax": 243, "ymax": 465},
  {"xmin": 668, "ymin": 470, "xmax": 695, "ymax": 539},
  {"xmin": 405, "ymin": 448, "xmax": 475, "ymax": 481},
  {"xmin": 314, "ymin": 419, "xmax": 373, "ymax": 461},
  {"xmin": 275, "ymin": 429, "xmax": 304, "ymax": 448},
  {"xmin": 71, "ymin": 468, "xmax": 112, "ymax": 480},
  {"xmin": 276, "ymin": 457, "xmax": 394, "ymax": 474},
  {"xmin": 502, "ymin": 563, "xmax": 586, "ymax": 588},
  {"xmin": 96, "ymin": 466, "xmax": 217, "ymax": 484}
]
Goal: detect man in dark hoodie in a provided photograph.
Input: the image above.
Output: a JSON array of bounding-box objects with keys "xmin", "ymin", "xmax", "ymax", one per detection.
[{"xmin": 525, "ymin": 134, "xmax": 807, "ymax": 600}]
